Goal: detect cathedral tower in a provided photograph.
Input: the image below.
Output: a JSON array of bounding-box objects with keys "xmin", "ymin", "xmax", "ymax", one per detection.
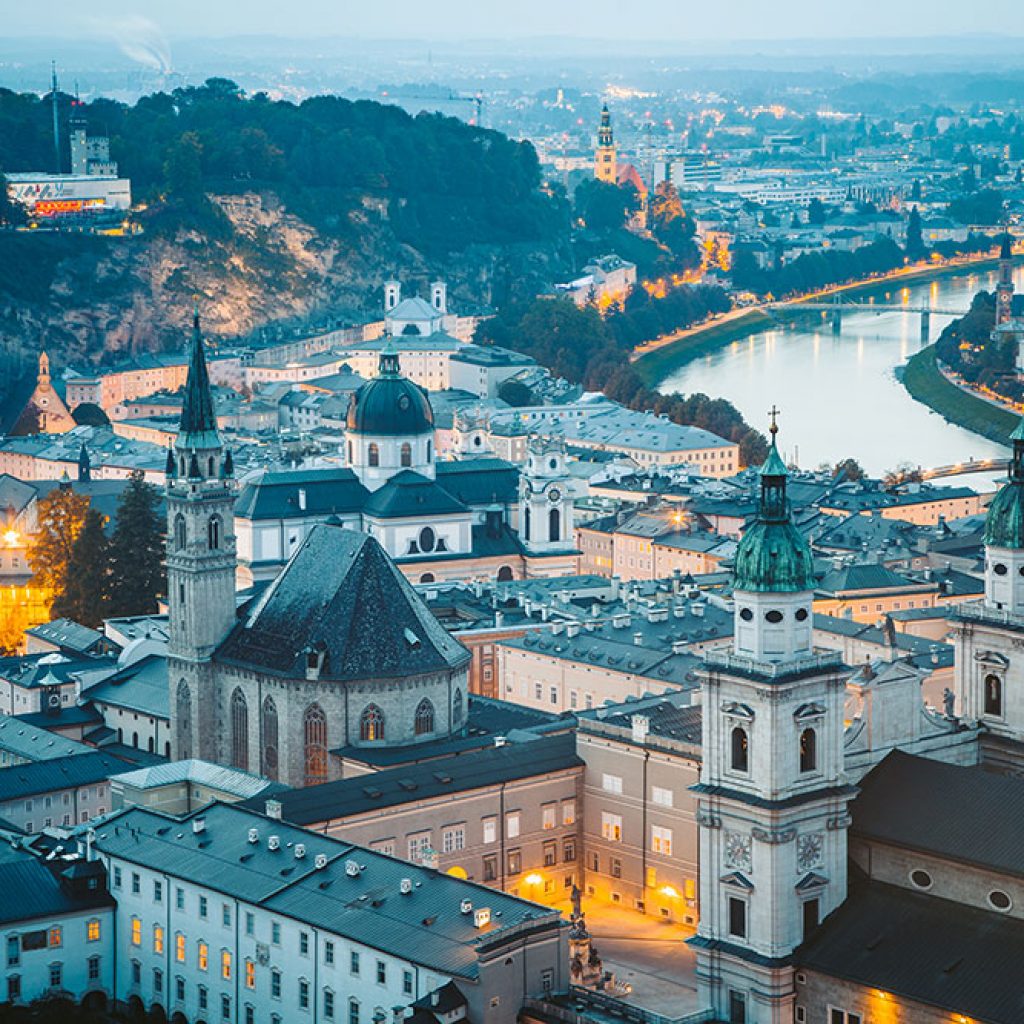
[
  {"xmin": 997, "ymin": 233, "xmax": 1014, "ymax": 326},
  {"xmin": 690, "ymin": 417, "xmax": 854, "ymax": 1024},
  {"xmin": 167, "ymin": 311, "xmax": 237, "ymax": 761},
  {"xmin": 519, "ymin": 435, "xmax": 573, "ymax": 552},
  {"xmin": 595, "ymin": 104, "xmax": 617, "ymax": 184}
]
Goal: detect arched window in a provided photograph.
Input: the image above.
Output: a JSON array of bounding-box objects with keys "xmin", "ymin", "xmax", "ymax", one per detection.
[
  {"xmin": 419, "ymin": 527, "xmax": 436, "ymax": 553},
  {"xmin": 549, "ymin": 507, "xmax": 561, "ymax": 543},
  {"xmin": 207, "ymin": 456, "xmax": 215, "ymax": 477},
  {"xmin": 230, "ymin": 688, "xmax": 248, "ymax": 771},
  {"xmin": 262, "ymin": 697, "xmax": 279, "ymax": 780},
  {"xmin": 452, "ymin": 687, "xmax": 464, "ymax": 727},
  {"xmin": 208, "ymin": 515, "xmax": 222, "ymax": 551},
  {"xmin": 360, "ymin": 704, "xmax": 385, "ymax": 742},
  {"xmin": 985, "ymin": 674, "xmax": 1003, "ymax": 717},
  {"xmin": 304, "ymin": 704, "xmax": 328, "ymax": 785},
  {"xmin": 730, "ymin": 726, "xmax": 749, "ymax": 773},
  {"xmin": 347, "ymin": 441, "xmax": 353, "ymax": 464},
  {"xmin": 414, "ymin": 699, "xmax": 435, "ymax": 736},
  {"xmin": 524, "ymin": 506, "xmax": 531, "ymax": 541},
  {"xmin": 174, "ymin": 515, "xmax": 186, "ymax": 550},
  {"xmin": 419, "ymin": 573, "xmax": 435, "ymax": 584},
  {"xmin": 179, "ymin": 455, "xmax": 186, "ymax": 476},
  {"xmin": 799, "ymin": 728, "xmax": 817, "ymax": 773},
  {"xmin": 368, "ymin": 443, "xmax": 379, "ymax": 467},
  {"xmin": 400, "ymin": 442, "xmax": 412, "ymax": 468},
  {"xmin": 176, "ymin": 681, "xmax": 192, "ymax": 759},
  {"xmin": 496, "ymin": 565, "xmax": 514, "ymax": 582}
]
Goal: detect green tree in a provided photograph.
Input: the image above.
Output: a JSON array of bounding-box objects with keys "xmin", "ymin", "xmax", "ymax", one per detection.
[
  {"xmin": 108, "ymin": 471, "xmax": 166, "ymax": 617},
  {"xmin": 163, "ymin": 131, "xmax": 205, "ymax": 205},
  {"xmin": 52, "ymin": 508, "xmax": 111, "ymax": 627},
  {"xmin": 574, "ymin": 179, "xmax": 639, "ymax": 233},
  {"xmin": 906, "ymin": 205, "xmax": 925, "ymax": 257},
  {"xmin": 807, "ymin": 198, "xmax": 827, "ymax": 225},
  {"xmin": 0, "ymin": 167, "xmax": 26, "ymax": 226},
  {"xmin": 833, "ymin": 457, "xmax": 866, "ymax": 482},
  {"xmin": 29, "ymin": 487, "xmax": 90, "ymax": 595}
]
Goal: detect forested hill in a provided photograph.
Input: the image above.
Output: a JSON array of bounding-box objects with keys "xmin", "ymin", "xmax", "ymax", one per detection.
[{"xmin": 0, "ymin": 78, "xmax": 570, "ymax": 367}]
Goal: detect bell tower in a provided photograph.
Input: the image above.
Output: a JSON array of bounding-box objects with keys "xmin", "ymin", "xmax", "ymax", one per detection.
[
  {"xmin": 595, "ymin": 104, "xmax": 617, "ymax": 184},
  {"xmin": 519, "ymin": 435, "xmax": 573, "ymax": 551},
  {"xmin": 690, "ymin": 414, "xmax": 854, "ymax": 1024},
  {"xmin": 997, "ymin": 233, "xmax": 1014, "ymax": 326},
  {"xmin": 166, "ymin": 310, "xmax": 237, "ymax": 761}
]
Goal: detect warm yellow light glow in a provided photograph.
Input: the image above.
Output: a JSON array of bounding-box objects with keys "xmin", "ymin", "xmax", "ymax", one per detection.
[
  {"xmin": 2, "ymin": 529, "xmax": 19, "ymax": 547},
  {"xmin": 659, "ymin": 885, "xmax": 680, "ymax": 899},
  {"xmin": 524, "ymin": 873, "xmax": 544, "ymax": 886}
]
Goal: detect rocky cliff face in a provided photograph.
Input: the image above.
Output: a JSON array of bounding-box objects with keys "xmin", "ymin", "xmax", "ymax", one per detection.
[{"xmin": 0, "ymin": 190, "xmax": 566, "ymax": 376}]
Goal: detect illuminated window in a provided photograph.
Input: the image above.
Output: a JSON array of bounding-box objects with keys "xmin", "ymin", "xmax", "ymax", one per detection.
[
  {"xmin": 245, "ymin": 959, "xmax": 256, "ymax": 989},
  {"xmin": 47, "ymin": 927, "xmax": 61, "ymax": 948},
  {"xmin": 652, "ymin": 826, "xmax": 673, "ymax": 856},
  {"xmin": 198, "ymin": 942, "xmax": 208, "ymax": 971},
  {"xmin": 601, "ymin": 812, "xmax": 622, "ymax": 842},
  {"xmin": 304, "ymin": 703, "xmax": 328, "ymax": 784},
  {"xmin": 130, "ymin": 918, "xmax": 141, "ymax": 947},
  {"xmin": 86, "ymin": 920, "xmax": 100, "ymax": 942},
  {"xmin": 175, "ymin": 933, "xmax": 186, "ymax": 963},
  {"xmin": 360, "ymin": 704, "xmax": 384, "ymax": 743},
  {"xmin": 153, "ymin": 926, "xmax": 164, "ymax": 954},
  {"xmin": 222, "ymin": 950, "xmax": 232, "ymax": 980}
]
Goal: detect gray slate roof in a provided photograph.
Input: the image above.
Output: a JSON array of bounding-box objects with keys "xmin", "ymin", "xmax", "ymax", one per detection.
[
  {"xmin": 0, "ymin": 851, "xmax": 113, "ymax": 927},
  {"xmin": 0, "ymin": 750, "xmax": 159, "ymax": 802},
  {"xmin": 0, "ymin": 714, "xmax": 93, "ymax": 762},
  {"xmin": 363, "ymin": 471, "xmax": 467, "ymax": 519},
  {"xmin": 217, "ymin": 525, "xmax": 470, "ymax": 681},
  {"xmin": 83, "ymin": 654, "xmax": 169, "ymax": 718}
]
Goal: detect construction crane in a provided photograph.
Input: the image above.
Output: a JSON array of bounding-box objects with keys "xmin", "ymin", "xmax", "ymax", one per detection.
[{"xmin": 377, "ymin": 89, "xmax": 484, "ymax": 127}]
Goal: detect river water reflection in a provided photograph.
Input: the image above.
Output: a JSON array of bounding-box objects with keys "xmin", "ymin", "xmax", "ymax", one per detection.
[{"xmin": 653, "ymin": 266, "xmax": 1024, "ymax": 480}]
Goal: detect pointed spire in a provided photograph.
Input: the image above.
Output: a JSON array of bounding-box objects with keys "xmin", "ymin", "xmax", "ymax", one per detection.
[
  {"xmin": 758, "ymin": 405, "xmax": 789, "ymax": 522},
  {"xmin": 1009, "ymin": 416, "xmax": 1024, "ymax": 482},
  {"xmin": 77, "ymin": 443, "xmax": 91, "ymax": 483},
  {"xmin": 378, "ymin": 335, "xmax": 401, "ymax": 377},
  {"xmin": 177, "ymin": 306, "xmax": 220, "ymax": 451}
]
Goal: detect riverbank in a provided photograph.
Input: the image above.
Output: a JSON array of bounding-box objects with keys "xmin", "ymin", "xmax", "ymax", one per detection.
[
  {"xmin": 902, "ymin": 344, "xmax": 1017, "ymax": 445},
  {"xmin": 634, "ymin": 251, "xmax": 1010, "ymax": 385}
]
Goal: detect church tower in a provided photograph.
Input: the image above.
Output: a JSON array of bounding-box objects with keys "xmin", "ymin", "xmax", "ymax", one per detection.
[
  {"xmin": 690, "ymin": 416, "xmax": 854, "ymax": 1024},
  {"xmin": 595, "ymin": 104, "xmax": 617, "ymax": 184},
  {"xmin": 997, "ymin": 233, "xmax": 1014, "ymax": 326},
  {"xmin": 167, "ymin": 310, "xmax": 237, "ymax": 761},
  {"xmin": 519, "ymin": 435, "xmax": 573, "ymax": 552},
  {"xmin": 952, "ymin": 415, "xmax": 1024, "ymax": 769}
]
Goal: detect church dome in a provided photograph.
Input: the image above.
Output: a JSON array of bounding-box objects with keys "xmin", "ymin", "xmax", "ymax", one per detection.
[
  {"xmin": 733, "ymin": 437, "xmax": 816, "ymax": 593},
  {"xmin": 346, "ymin": 342, "xmax": 434, "ymax": 437},
  {"xmin": 985, "ymin": 419, "xmax": 1024, "ymax": 549}
]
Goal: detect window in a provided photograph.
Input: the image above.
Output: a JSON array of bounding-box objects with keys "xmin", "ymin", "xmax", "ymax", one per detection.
[
  {"xmin": 325, "ymin": 989, "xmax": 336, "ymax": 1019},
  {"xmin": 175, "ymin": 933, "xmax": 185, "ymax": 963},
  {"xmin": 550, "ymin": 686, "xmax": 558, "ymax": 705},
  {"xmin": 544, "ymin": 841, "xmax": 557, "ymax": 866},
  {"xmin": 222, "ymin": 994, "xmax": 231, "ymax": 1020},
  {"xmin": 368, "ymin": 443, "xmax": 379, "ymax": 467},
  {"xmin": 414, "ymin": 699, "xmax": 434, "ymax": 736},
  {"xmin": 452, "ymin": 688, "xmax": 464, "ymax": 726},
  {"xmin": 728, "ymin": 990, "xmax": 747, "ymax": 1024},
  {"xmin": 800, "ymin": 728, "xmax": 817, "ymax": 773},
  {"xmin": 304, "ymin": 703, "xmax": 329, "ymax": 784},
  {"xmin": 350, "ymin": 951, "xmax": 360, "ymax": 975},
  {"xmin": 131, "ymin": 960, "xmax": 141, "ymax": 985},
  {"xmin": 728, "ymin": 898, "xmax": 747, "ymax": 939},
  {"xmin": 113, "ymin": 866, "xmax": 122, "ymax": 889},
  {"xmin": 176, "ymin": 681, "xmax": 192, "ymax": 758},
  {"xmin": 325, "ymin": 940, "xmax": 335, "ymax": 965},
  {"xmin": 199, "ymin": 895, "xmax": 208, "ymax": 918},
  {"xmin": 828, "ymin": 1011, "xmax": 862, "ymax": 1024},
  {"xmin": 271, "ymin": 969, "xmax": 282, "ymax": 998},
  {"xmin": 7, "ymin": 974, "xmax": 20, "ymax": 1002},
  {"xmin": 610, "ymin": 857, "xmax": 622, "ymax": 878},
  {"xmin": 408, "ymin": 833, "xmax": 431, "ymax": 863},
  {"xmin": 245, "ymin": 912, "xmax": 254, "ymax": 936},
  {"xmin": 602, "ymin": 773, "xmax": 623, "ymax": 794},
  {"xmin": 300, "ymin": 931, "xmax": 310, "ymax": 956},
  {"xmin": 482, "ymin": 817, "xmax": 497, "ymax": 844},
  {"xmin": 262, "ymin": 696, "xmax": 280, "ymax": 780},
  {"xmin": 360, "ymin": 703, "xmax": 385, "ymax": 742},
  {"xmin": 299, "ymin": 979, "xmax": 310, "ymax": 1010},
  {"xmin": 176, "ymin": 888, "xmax": 185, "ymax": 910},
  {"xmin": 208, "ymin": 514, "xmax": 222, "ymax": 550},
  {"xmin": 985, "ymin": 674, "xmax": 1003, "ymax": 717},
  {"xmin": 403, "ymin": 970, "xmax": 413, "ymax": 996},
  {"xmin": 563, "ymin": 837, "xmax": 577, "ymax": 862},
  {"xmin": 376, "ymin": 960, "xmax": 386, "ymax": 985},
  {"xmin": 87, "ymin": 919, "xmax": 100, "ymax": 942},
  {"xmin": 131, "ymin": 918, "xmax": 142, "ymax": 946},
  {"xmin": 601, "ymin": 812, "xmax": 623, "ymax": 842},
  {"xmin": 400, "ymin": 442, "xmax": 412, "ymax": 468},
  {"xmin": 132, "ymin": 873, "xmax": 141, "ymax": 895},
  {"xmin": 175, "ymin": 976, "xmax": 185, "ymax": 1002},
  {"xmin": 542, "ymin": 804, "xmax": 556, "ymax": 830},
  {"xmin": 153, "ymin": 967, "xmax": 163, "ymax": 994},
  {"xmin": 174, "ymin": 514, "xmax": 186, "ymax": 550},
  {"xmin": 88, "ymin": 955, "xmax": 100, "ymax": 982},
  {"xmin": 652, "ymin": 785, "xmax": 673, "ymax": 807},
  {"xmin": 562, "ymin": 800, "xmax": 575, "ymax": 825},
  {"xmin": 910, "ymin": 869, "xmax": 933, "ymax": 890},
  {"xmin": 272, "ymin": 922, "xmax": 281, "ymax": 945},
  {"xmin": 49, "ymin": 962, "xmax": 62, "ymax": 988},
  {"xmin": 198, "ymin": 942, "xmax": 209, "ymax": 971},
  {"xmin": 246, "ymin": 1007, "xmax": 255, "ymax": 1024},
  {"xmin": 154, "ymin": 880, "xmax": 163, "ymax": 902},
  {"xmin": 483, "ymin": 855, "xmax": 498, "ymax": 881},
  {"xmin": 6, "ymin": 935, "xmax": 19, "ymax": 966},
  {"xmin": 730, "ymin": 726, "xmax": 749, "ymax": 772},
  {"xmin": 153, "ymin": 925, "xmax": 164, "ymax": 954},
  {"xmin": 508, "ymin": 849, "xmax": 522, "ymax": 875},
  {"xmin": 989, "ymin": 889, "xmax": 1013, "ymax": 911},
  {"xmin": 442, "ymin": 825, "xmax": 465, "ymax": 853},
  {"xmin": 802, "ymin": 898, "xmax": 820, "ymax": 940},
  {"xmin": 231, "ymin": 688, "xmax": 249, "ymax": 771},
  {"xmin": 349, "ymin": 998, "xmax": 361, "ymax": 1024},
  {"xmin": 652, "ymin": 825, "xmax": 673, "ymax": 856},
  {"xmin": 245, "ymin": 959, "xmax": 255, "ymax": 989},
  {"xmin": 506, "ymin": 812, "xmax": 520, "ymax": 839},
  {"xmin": 418, "ymin": 526, "xmax": 436, "ymax": 553},
  {"xmin": 199, "ymin": 985, "xmax": 208, "ymax": 1010}
]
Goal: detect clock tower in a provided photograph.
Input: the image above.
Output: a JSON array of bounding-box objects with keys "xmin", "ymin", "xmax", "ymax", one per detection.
[
  {"xmin": 519, "ymin": 435, "xmax": 573, "ymax": 552},
  {"xmin": 996, "ymin": 232, "xmax": 1014, "ymax": 326},
  {"xmin": 689, "ymin": 416, "xmax": 855, "ymax": 1024}
]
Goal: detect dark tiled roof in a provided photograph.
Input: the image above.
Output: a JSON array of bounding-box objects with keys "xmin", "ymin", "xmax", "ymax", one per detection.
[
  {"xmin": 434, "ymin": 458, "xmax": 519, "ymax": 506},
  {"xmin": 852, "ymin": 750, "xmax": 1024, "ymax": 878},
  {"xmin": 799, "ymin": 877, "xmax": 1024, "ymax": 1023},
  {"xmin": 0, "ymin": 750, "xmax": 152, "ymax": 801},
  {"xmin": 817, "ymin": 563, "xmax": 924, "ymax": 594},
  {"xmin": 242, "ymin": 732, "xmax": 582, "ymax": 826},
  {"xmin": 217, "ymin": 525, "xmax": 470, "ymax": 680},
  {"xmin": 0, "ymin": 853, "xmax": 113, "ymax": 927},
  {"xmin": 82, "ymin": 654, "xmax": 169, "ymax": 718},
  {"xmin": 234, "ymin": 468, "xmax": 369, "ymax": 520},
  {"xmin": 593, "ymin": 697, "xmax": 702, "ymax": 746},
  {"xmin": 25, "ymin": 618, "xmax": 107, "ymax": 654},
  {"xmin": 363, "ymin": 471, "xmax": 467, "ymax": 519}
]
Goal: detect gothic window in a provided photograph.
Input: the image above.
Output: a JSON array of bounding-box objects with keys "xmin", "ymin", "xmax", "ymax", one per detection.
[
  {"xmin": 984, "ymin": 674, "xmax": 1003, "ymax": 717},
  {"xmin": 173, "ymin": 515, "xmax": 186, "ymax": 550},
  {"xmin": 799, "ymin": 728, "xmax": 817, "ymax": 774},
  {"xmin": 730, "ymin": 727, "xmax": 749, "ymax": 773},
  {"xmin": 549, "ymin": 508, "xmax": 560, "ymax": 543},
  {"xmin": 452, "ymin": 688, "xmax": 464, "ymax": 727},
  {"xmin": 400, "ymin": 443, "xmax": 412, "ymax": 468},
  {"xmin": 304, "ymin": 704, "xmax": 328, "ymax": 785},
  {"xmin": 230, "ymin": 688, "xmax": 248, "ymax": 771},
  {"xmin": 496, "ymin": 565, "xmax": 514, "ymax": 582},
  {"xmin": 179, "ymin": 456, "xmax": 187, "ymax": 476},
  {"xmin": 368, "ymin": 444, "xmax": 379, "ymax": 468},
  {"xmin": 208, "ymin": 515, "xmax": 222, "ymax": 551},
  {"xmin": 176, "ymin": 681, "xmax": 192, "ymax": 760},
  {"xmin": 360, "ymin": 704, "xmax": 384, "ymax": 742},
  {"xmin": 262, "ymin": 697, "xmax": 279, "ymax": 781},
  {"xmin": 414, "ymin": 699, "xmax": 435, "ymax": 736}
]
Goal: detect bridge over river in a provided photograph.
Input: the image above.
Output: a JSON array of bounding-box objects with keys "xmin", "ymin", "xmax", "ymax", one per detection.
[{"xmin": 766, "ymin": 297, "xmax": 969, "ymax": 342}]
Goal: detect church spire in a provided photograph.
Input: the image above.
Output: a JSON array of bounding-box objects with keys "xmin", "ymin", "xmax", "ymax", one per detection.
[
  {"xmin": 177, "ymin": 307, "xmax": 220, "ymax": 452},
  {"xmin": 1001, "ymin": 231, "xmax": 1013, "ymax": 261},
  {"xmin": 378, "ymin": 335, "xmax": 401, "ymax": 377}
]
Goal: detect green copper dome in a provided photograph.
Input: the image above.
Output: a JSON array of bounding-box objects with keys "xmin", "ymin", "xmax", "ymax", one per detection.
[
  {"xmin": 984, "ymin": 418, "xmax": 1024, "ymax": 549},
  {"xmin": 733, "ymin": 428, "xmax": 816, "ymax": 593}
]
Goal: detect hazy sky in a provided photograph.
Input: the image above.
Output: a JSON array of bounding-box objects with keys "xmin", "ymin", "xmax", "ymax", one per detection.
[{"xmin": 9, "ymin": 0, "xmax": 1024, "ymax": 43}]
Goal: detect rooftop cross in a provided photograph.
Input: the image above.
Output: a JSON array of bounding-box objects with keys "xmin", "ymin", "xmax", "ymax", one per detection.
[{"xmin": 768, "ymin": 404, "xmax": 780, "ymax": 439}]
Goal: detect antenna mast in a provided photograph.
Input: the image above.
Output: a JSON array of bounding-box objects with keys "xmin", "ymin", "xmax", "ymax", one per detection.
[{"xmin": 51, "ymin": 61, "xmax": 61, "ymax": 174}]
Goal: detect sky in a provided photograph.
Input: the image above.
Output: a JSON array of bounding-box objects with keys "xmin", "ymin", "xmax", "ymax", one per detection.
[{"xmin": 9, "ymin": 0, "xmax": 1024, "ymax": 44}]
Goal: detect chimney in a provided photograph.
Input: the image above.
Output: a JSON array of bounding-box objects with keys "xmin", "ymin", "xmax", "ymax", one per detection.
[
  {"xmin": 567, "ymin": 621, "xmax": 581, "ymax": 638},
  {"xmin": 495, "ymin": 610, "xmax": 505, "ymax": 628},
  {"xmin": 631, "ymin": 714, "xmax": 650, "ymax": 744},
  {"xmin": 633, "ymin": 632, "xmax": 644, "ymax": 646},
  {"xmin": 265, "ymin": 799, "xmax": 283, "ymax": 820}
]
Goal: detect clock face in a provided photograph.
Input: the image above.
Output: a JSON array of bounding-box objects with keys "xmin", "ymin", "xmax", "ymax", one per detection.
[
  {"xmin": 724, "ymin": 831, "xmax": 752, "ymax": 871},
  {"xmin": 548, "ymin": 488, "xmax": 561, "ymax": 503},
  {"xmin": 797, "ymin": 832, "xmax": 824, "ymax": 870}
]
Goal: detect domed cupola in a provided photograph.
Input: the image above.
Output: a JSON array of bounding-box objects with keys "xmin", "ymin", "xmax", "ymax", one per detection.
[
  {"xmin": 345, "ymin": 339, "xmax": 436, "ymax": 490},
  {"xmin": 732, "ymin": 413, "xmax": 816, "ymax": 663},
  {"xmin": 983, "ymin": 418, "xmax": 1024, "ymax": 611}
]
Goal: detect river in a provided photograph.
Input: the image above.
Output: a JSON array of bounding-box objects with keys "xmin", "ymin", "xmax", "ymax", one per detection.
[{"xmin": 652, "ymin": 265, "xmax": 1024, "ymax": 481}]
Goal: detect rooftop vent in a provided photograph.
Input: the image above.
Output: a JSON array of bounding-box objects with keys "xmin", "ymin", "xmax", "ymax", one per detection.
[
  {"xmin": 400, "ymin": 878, "xmax": 413, "ymax": 895},
  {"xmin": 473, "ymin": 907, "xmax": 491, "ymax": 928},
  {"xmin": 460, "ymin": 899, "xmax": 473, "ymax": 914},
  {"xmin": 192, "ymin": 818, "xmax": 206, "ymax": 834},
  {"xmin": 265, "ymin": 799, "xmax": 283, "ymax": 820},
  {"xmin": 345, "ymin": 860, "xmax": 361, "ymax": 877},
  {"xmin": 268, "ymin": 835, "xmax": 280, "ymax": 851},
  {"xmin": 247, "ymin": 828, "xmax": 259, "ymax": 845},
  {"xmin": 314, "ymin": 854, "xmax": 328, "ymax": 870},
  {"xmin": 294, "ymin": 844, "xmax": 306, "ymax": 859},
  {"xmin": 404, "ymin": 628, "xmax": 421, "ymax": 649}
]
